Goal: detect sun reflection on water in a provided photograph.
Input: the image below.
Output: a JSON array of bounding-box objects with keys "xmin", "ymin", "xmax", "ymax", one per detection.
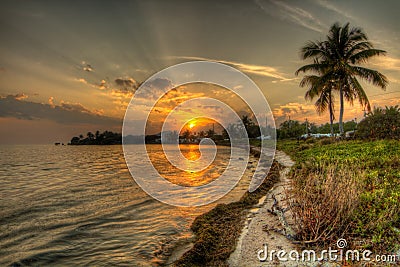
[
  {"xmin": 181, "ymin": 144, "xmax": 201, "ymax": 161},
  {"xmin": 147, "ymin": 144, "xmax": 229, "ymax": 187}
]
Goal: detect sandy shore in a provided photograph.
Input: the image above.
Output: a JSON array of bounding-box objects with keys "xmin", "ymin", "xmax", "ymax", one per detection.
[{"xmin": 227, "ymin": 150, "xmax": 300, "ymax": 266}]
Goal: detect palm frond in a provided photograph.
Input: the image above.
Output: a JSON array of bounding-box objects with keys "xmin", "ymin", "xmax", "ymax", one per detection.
[
  {"xmin": 300, "ymin": 41, "xmax": 329, "ymax": 60},
  {"xmin": 315, "ymin": 89, "xmax": 335, "ymax": 118},
  {"xmin": 345, "ymin": 41, "xmax": 373, "ymax": 57},
  {"xmin": 295, "ymin": 62, "xmax": 330, "ymax": 75},
  {"xmin": 349, "ymin": 49, "xmax": 386, "ymax": 64},
  {"xmin": 350, "ymin": 66, "xmax": 388, "ymax": 88},
  {"xmin": 300, "ymin": 75, "xmax": 320, "ymax": 88},
  {"xmin": 348, "ymin": 76, "xmax": 371, "ymax": 112},
  {"xmin": 348, "ymin": 26, "xmax": 368, "ymax": 43}
]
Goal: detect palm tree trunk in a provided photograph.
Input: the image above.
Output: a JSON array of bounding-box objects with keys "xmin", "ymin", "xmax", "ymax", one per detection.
[
  {"xmin": 329, "ymin": 96, "xmax": 334, "ymax": 136},
  {"xmin": 339, "ymin": 86, "xmax": 344, "ymax": 135}
]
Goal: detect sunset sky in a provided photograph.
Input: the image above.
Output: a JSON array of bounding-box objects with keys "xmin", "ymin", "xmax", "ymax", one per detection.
[{"xmin": 1, "ymin": 0, "xmax": 399, "ymax": 144}]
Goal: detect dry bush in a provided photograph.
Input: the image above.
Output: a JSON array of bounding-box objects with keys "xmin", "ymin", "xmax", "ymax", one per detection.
[{"xmin": 289, "ymin": 164, "xmax": 364, "ymax": 245}]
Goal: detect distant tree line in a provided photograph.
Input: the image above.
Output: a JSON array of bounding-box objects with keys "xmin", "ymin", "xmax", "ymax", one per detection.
[
  {"xmin": 179, "ymin": 128, "xmax": 220, "ymax": 143},
  {"xmin": 70, "ymin": 130, "xmax": 122, "ymax": 145},
  {"xmin": 277, "ymin": 105, "xmax": 400, "ymax": 140},
  {"xmin": 277, "ymin": 119, "xmax": 357, "ymax": 139}
]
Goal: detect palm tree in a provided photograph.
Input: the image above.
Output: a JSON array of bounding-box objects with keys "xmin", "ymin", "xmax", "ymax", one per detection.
[
  {"xmin": 182, "ymin": 129, "xmax": 191, "ymax": 140},
  {"xmin": 296, "ymin": 22, "xmax": 388, "ymax": 135},
  {"xmin": 206, "ymin": 129, "xmax": 215, "ymax": 139},
  {"xmin": 87, "ymin": 131, "xmax": 94, "ymax": 140}
]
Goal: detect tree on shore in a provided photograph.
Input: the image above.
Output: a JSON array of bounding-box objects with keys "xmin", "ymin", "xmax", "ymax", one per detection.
[
  {"xmin": 296, "ymin": 22, "xmax": 388, "ymax": 135},
  {"xmin": 241, "ymin": 115, "xmax": 261, "ymax": 138}
]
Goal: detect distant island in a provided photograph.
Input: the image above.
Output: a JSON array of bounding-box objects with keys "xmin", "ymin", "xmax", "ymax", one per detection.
[
  {"xmin": 68, "ymin": 130, "xmax": 220, "ymax": 145},
  {"xmin": 69, "ymin": 131, "xmax": 122, "ymax": 145}
]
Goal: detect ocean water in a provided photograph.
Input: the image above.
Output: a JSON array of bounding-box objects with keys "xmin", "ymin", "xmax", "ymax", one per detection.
[{"xmin": 0, "ymin": 144, "xmax": 256, "ymax": 266}]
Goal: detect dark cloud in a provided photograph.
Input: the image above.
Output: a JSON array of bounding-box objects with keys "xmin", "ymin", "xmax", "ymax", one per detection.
[
  {"xmin": 146, "ymin": 78, "xmax": 172, "ymax": 90},
  {"xmin": 114, "ymin": 77, "xmax": 138, "ymax": 91},
  {"xmin": 0, "ymin": 95, "xmax": 120, "ymax": 125},
  {"xmin": 134, "ymin": 78, "xmax": 174, "ymax": 100},
  {"xmin": 59, "ymin": 102, "xmax": 92, "ymax": 113}
]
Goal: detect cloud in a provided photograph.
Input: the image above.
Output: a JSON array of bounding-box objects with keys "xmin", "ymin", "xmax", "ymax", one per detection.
[
  {"xmin": 0, "ymin": 95, "xmax": 120, "ymax": 125},
  {"xmin": 272, "ymin": 100, "xmax": 375, "ymax": 125},
  {"xmin": 271, "ymin": 77, "xmax": 299, "ymax": 84},
  {"xmin": 1, "ymin": 93, "xmax": 29, "ymax": 101},
  {"xmin": 76, "ymin": 77, "xmax": 109, "ymax": 90},
  {"xmin": 114, "ymin": 77, "xmax": 139, "ymax": 94},
  {"xmin": 59, "ymin": 101, "xmax": 92, "ymax": 113},
  {"xmin": 312, "ymin": 0, "xmax": 356, "ymax": 21},
  {"xmin": 59, "ymin": 101, "xmax": 104, "ymax": 116},
  {"xmin": 146, "ymin": 77, "xmax": 173, "ymax": 90},
  {"xmin": 370, "ymin": 56, "xmax": 400, "ymax": 71},
  {"xmin": 370, "ymin": 95, "xmax": 400, "ymax": 108},
  {"xmin": 255, "ymin": 0, "xmax": 326, "ymax": 33},
  {"xmin": 76, "ymin": 78, "xmax": 88, "ymax": 85},
  {"xmin": 81, "ymin": 61, "xmax": 94, "ymax": 72},
  {"xmin": 199, "ymin": 105, "xmax": 223, "ymax": 112},
  {"xmin": 48, "ymin": 96, "xmax": 55, "ymax": 108},
  {"xmin": 115, "ymin": 77, "xmax": 138, "ymax": 89},
  {"xmin": 14, "ymin": 93, "xmax": 28, "ymax": 100},
  {"xmin": 133, "ymin": 78, "xmax": 175, "ymax": 101},
  {"xmin": 273, "ymin": 102, "xmax": 316, "ymax": 123},
  {"xmin": 76, "ymin": 76, "xmax": 139, "ymax": 100},
  {"xmin": 99, "ymin": 79, "xmax": 107, "ymax": 90},
  {"xmin": 169, "ymin": 56, "xmax": 292, "ymax": 81}
]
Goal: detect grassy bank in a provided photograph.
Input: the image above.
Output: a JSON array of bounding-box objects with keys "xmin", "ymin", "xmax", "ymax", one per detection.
[
  {"xmin": 278, "ymin": 139, "xmax": 400, "ymax": 254},
  {"xmin": 173, "ymin": 160, "xmax": 281, "ymax": 267}
]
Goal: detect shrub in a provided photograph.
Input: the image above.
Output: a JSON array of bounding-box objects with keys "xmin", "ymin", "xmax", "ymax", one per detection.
[
  {"xmin": 281, "ymin": 140, "xmax": 400, "ymax": 252},
  {"xmin": 318, "ymin": 137, "xmax": 333, "ymax": 146},
  {"xmin": 290, "ymin": 164, "xmax": 363, "ymax": 244},
  {"xmin": 356, "ymin": 105, "xmax": 400, "ymax": 140}
]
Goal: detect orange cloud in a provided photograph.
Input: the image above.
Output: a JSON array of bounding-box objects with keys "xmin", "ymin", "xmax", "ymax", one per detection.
[
  {"xmin": 14, "ymin": 93, "xmax": 28, "ymax": 101},
  {"xmin": 48, "ymin": 96, "xmax": 55, "ymax": 108},
  {"xmin": 370, "ymin": 56, "xmax": 400, "ymax": 71}
]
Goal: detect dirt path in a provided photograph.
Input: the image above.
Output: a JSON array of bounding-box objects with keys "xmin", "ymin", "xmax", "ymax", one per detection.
[{"xmin": 228, "ymin": 150, "xmax": 313, "ymax": 266}]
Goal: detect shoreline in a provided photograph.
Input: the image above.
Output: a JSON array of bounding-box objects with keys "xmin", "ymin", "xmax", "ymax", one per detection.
[
  {"xmin": 166, "ymin": 146, "xmax": 282, "ymax": 266},
  {"xmin": 228, "ymin": 150, "xmax": 303, "ymax": 266},
  {"xmin": 160, "ymin": 145, "xmax": 264, "ymax": 266}
]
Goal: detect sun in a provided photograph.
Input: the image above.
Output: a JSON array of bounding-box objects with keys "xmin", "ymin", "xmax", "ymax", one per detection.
[{"xmin": 188, "ymin": 122, "xmax": 196, "ymax": 129}]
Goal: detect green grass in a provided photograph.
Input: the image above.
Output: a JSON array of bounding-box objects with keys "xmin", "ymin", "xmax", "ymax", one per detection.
[{"xmin": 278, "ymin": 139, "xmax": 400, "ymax": 253}]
